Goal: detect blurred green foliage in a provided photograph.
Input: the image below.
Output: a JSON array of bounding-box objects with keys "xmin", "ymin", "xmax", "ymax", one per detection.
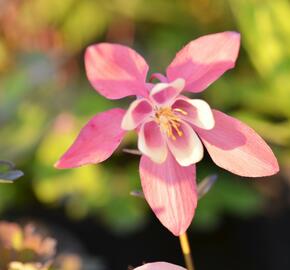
[{"xmin": 0, "ymin": 0, "xmax": 287, "ymax": 233}]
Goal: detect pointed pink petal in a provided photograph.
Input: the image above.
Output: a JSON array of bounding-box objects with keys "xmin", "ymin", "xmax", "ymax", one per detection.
[
  {"xmin": 138, "ymin": 121, "xmax": 168, "ymax": 164},
  {"xmin": 135, "ymin": 262, "xmax": 186, "ymax": 270},
  {"xmin": 85, "ymin": 43, "xmax": 149, "ymax": 99},
  {"xmin": 167, "ymin": 121, "xmax": 203, "ymax": 166},
  {"xmin": 139, "ymin": 153, "xmax": 197, "ymax": 236},
  {"xmin": 121, "ymin": 99, "xmax": 153, "ymax": 130},
  {"xmin": 172, "ymin": 97, "xmax": 215, "ymax": 130},
  {"xmin": 196, "ymin": 110, "xmax": 279, "ymax": 177},
  {"xmin": 166, "ymin": 32, "xmax": 240, "ymax": 93},
  {"xmin": 149, "ymin": 78, "xmax": 185, "ymax": 106},
  {"xmin": 55, "ymin": 108, "xmax": 126, "ymax": 169}
]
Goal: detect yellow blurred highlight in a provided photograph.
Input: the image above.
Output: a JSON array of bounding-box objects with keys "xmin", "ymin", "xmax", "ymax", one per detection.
[
  {"xmin": 11, "ymin": 231, "xmax": 23, "ymax": 251},
  {"xmin": 0, "ymin": 40, "xmax": 9, "ymax": 71},
  {"xmin": 34, "ymin": 166, "xmax": 109, "ymax": 206},
  {"xmin": 34, "ymin": 113, "xmax": 110, "ymax": 219},
  {"xmin": 61, "ymin": 1, "xmax": 107, "ymax": 52}
]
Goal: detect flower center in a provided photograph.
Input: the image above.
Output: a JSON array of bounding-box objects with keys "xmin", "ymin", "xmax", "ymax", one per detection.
[{"xmin": 155, "ymin": 107, "xmax": 187, "ymax": 140}]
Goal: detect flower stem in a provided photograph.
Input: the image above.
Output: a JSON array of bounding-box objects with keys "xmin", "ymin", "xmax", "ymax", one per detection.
[{"xmin": 179, "ymin": 232, "xmax": 195, "ymax": 270}]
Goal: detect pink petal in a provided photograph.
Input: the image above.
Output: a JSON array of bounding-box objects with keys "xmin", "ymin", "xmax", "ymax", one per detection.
[
  {"xmin": 121, "ymin": 99, "xmax": 153, "ymax": 130},
  {"xmin": 167, "ymin": 121, "xmax": 204, "ymax": 166},
  {"xmin": 172, "ymin": 97, "xmax": 214, "ymax": 130},
  {"xmin": 139, "ymin": 153, "xmax": 197, "ymax": 236},
  {"xmin": 149, "ymin": 78, "xmax": 185, "ymax": 106},
  {"xmin": 150, "ymin": 73, "xmax": 168, "ymax": 83},
  {"xmin": 55, "ymin": 108, "xmax": 126, "ymax": 169},
  {"xmin": 135, "ymin": 262, "xmax": 186, "ymax": 270},
  {"xmin": 196, "ymin": 110, "xmax": 279, "ymax": 177},
  {"xmin": 166, "ymin": 32, "xmax": 240, "ymax": 93},
  {"xmin": 85, "ymin": 43, "xmax": 149, "ymax": 99},
  {"xmin": 138, "ymin": 121, "xmax": 168, "ymax": 164}
]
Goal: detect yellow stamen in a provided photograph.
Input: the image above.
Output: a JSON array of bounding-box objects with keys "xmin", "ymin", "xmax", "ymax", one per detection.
[
  {"xmin": 174, "ymin": 108, "xmax": 188, "ymax": 115},
  {"xmin": 155, "ymin": 107, "xmax": 184, "ymax": 140}
]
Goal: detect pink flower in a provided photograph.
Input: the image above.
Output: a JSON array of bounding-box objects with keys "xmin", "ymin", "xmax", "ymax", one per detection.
[
  {"xmin": 55, "ymin": 32, "xmax": 279, "ymax": 236},
  {"xmin": 134, "ymin": 262, "xmax": 186, "ymax": 270}
]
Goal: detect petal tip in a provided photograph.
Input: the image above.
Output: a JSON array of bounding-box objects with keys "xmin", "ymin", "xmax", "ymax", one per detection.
[
  {"xmin": 268, "ymin": 158, "xmax": 280, "ymax": 176},
  {"xmin": 54, "ymin": 158, "xmax": 84, "ymax": 170},
  {"xmin": 139, "ymin": 154, "xmax": 197, "ymax": 236},
  {"xmin": 245, "ymin": 147, "xmax": 280, "ymax": 178},
  {"xmin": 227, "ymin": 31, "xmax": 241, "ymax": 37},
  {"xmin": 205, "ymin": 119, "xmax": 215, "ymax": 130},
  {"xmin": 54, "ymin": 160, "xmax": 60, "ymax": 169},
  {"xmin": 172, "ymin": 78, "xmax": 185, "ymax": 90},
  {"xmin": 197, "ymin": 110, "xmax": 280, "ymax": 178},
  {"xmin": 54, "ymin": 159, "xmax": 66, "ymax": 169},
  {"xmin": 85, "ymin": 44, "xmax": 94, "ymax": 55},
  {"xmin": 54, "ymin": 158, "xmax": 73, "ymax": 169},
  {"xmin": 120, "ymin": 117, "xmax": 130, "ymax": 130},
  {"xmin": 223, "ymin": 31, "xmax": 241, "ymax": 43},
  {"xmin": 139, "ymin": 151, "xmax": 168, "ymax": 164}
]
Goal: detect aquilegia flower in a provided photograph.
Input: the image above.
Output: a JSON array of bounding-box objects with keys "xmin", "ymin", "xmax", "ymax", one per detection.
[
  {"xmin": 55, "ymin": 32, "xmax": 279, "ymax": 236},
  {"xmin": 134, "ymin": 262, "xmax": 185, "ymax": 270}
]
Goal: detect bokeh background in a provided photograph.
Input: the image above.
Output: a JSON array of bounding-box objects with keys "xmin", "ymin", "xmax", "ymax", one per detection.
[{"xmin": 0, "ymin": 0, "xmax": 290, "ymax": 269}]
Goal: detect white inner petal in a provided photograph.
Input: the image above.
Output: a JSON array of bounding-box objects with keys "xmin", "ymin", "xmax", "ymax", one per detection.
[
  {"xmin": 167, "ymin": 121, "xmax": 204, "ymax": 166},
  {"xmin": 150, "ymin": 78, "xmax": 185, "ymax": 106},
  {"xmin": 172, "ymin": 97, "xmax": 215, "ymax": 130},
  {"xmin": 121, "ymin": 98, "xmax": 153, "ymax": 130},
  {"xmin": 138, "ymin": 121, "xmax": 168, "ymax": 163}
]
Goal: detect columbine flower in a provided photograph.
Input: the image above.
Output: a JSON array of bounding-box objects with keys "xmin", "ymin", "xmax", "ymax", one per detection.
[
  {"xmin": 134, "ymin": 262, "xmax": 185, "ymax": 270},
  {"xmin": 55, "ymin": 32, "xmax": 279, "ymax": 236}
]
